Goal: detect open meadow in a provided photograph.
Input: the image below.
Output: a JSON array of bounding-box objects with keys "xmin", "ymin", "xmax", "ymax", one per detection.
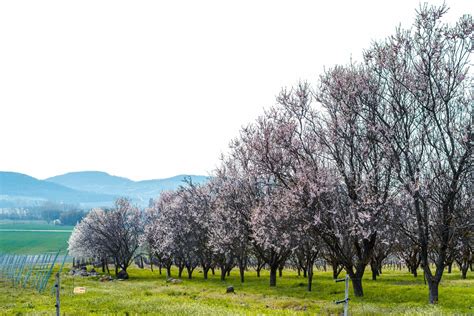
[
  {"xmin": 0, "ymin": 264, "xmax": 472, "ymax": 315},
  {"xmin": 0, "ymin": 220, "xmax": 72, "ymax": 254}
]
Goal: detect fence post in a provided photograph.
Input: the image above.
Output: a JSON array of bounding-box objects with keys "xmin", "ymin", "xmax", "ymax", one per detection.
[
  {"xmin": 335, "ymin": 275, "xmax": 350, "ymax": 316},
  {"xmin": 344, "ymin": 275, "xmax": 349, "ymax": 315},
  {"xmin": 55, "ymin": 272, "xmax": 60, "ymax": 316}
]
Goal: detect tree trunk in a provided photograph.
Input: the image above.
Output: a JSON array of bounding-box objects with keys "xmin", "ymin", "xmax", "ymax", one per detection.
[
  {"xmin": 203, "ymin": 267, "xmax": 209, "ymax": 280},
  {"xmin": 220, "ymin": 268, "xmax": 226, "ymax": 281},
  {"xmin": 332, "ymin": 262, "xmax": 340, "ymax": 279},
  {"xmin": 447, "ymin": 263, "xmax": 452, "ymax": 274},
  {"xmin": 227, "ymin": 269, "xmax": 231, "ymax": 277},
  {"xmin": 256, "ymin": 267, "xmax": 261, "ymax": 277},
  {"xmin": 461, "ymin": 264, "xmax": 468, "ymax": 279},
  {"xmin": 166, "ymin": 266, "xmax": 171, "ymax": 278},
  {"xmin": 371, "ymin": 261, "xmax": 378, "ymax": 281},
  {"xmin": 178, "ymin": 266, "xmax": 184, "ymax": 278},
  {"xmin": 413, "ymin": 267, "xmax": 418, "ymax": 277},
  {"xmin": 239, "ymin": 266, "xmax": 245, "ymax": 283},
  {"xmin": 372, "ymin": 267, "xmax": 377, "ymax": 281},
  {"xmin": 186, "ymin": 266, "xmax": 194, "ymax": 279},
  {"xmin": 211, "ymin": 267, "xmax": 215, "ymax": 275},
  {"xmin": 278, "ymin": 266, "xmax": 283, "ymax": 277},
  {"xmin": 307, "ymin": 263, "xmax": 313, "ymax": 292},
  {"xmin": 351, "ymin": 277, "xmax": 363, "ymax": 297},
  {"xmin": 101, "ymin": 258, "xmax": 105, "ymax": 273},
  {"xmin": 303, "ymin": 268, "xmax": 307, "ymax": 278},
  {"xmin": 428, "ymin": 279, "xmax": 439, "ymax": 304},
  {"xmin": 269, "ymin": 266, "xmax": 278, "ymax": 287}
]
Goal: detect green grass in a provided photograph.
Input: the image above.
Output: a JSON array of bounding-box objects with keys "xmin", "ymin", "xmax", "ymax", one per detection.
[
  {"xmin": 1, "ymin": 221, "xmax": 472, "ymax": 314},
  {"xmin": 0, "ymin": 265, "xmax": 472, "ymax": 315},
  {"xmin": 0, "ymin": 220, "xmax": 73, "ymax": 254}
]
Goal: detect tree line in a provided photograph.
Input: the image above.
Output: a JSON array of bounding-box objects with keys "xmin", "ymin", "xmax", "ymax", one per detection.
[{"xmin": 68, "ymin": 4, "xmax": 473, "ymax": 304}]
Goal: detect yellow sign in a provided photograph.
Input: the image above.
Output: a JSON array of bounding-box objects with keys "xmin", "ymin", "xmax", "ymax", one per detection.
[{"xmin": 73, "ymin": 287, "xmax": 86, "ymax": 294}]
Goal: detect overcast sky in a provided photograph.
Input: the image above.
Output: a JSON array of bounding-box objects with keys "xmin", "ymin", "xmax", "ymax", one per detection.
[{"xmin": 0, "ymin": 0, "xmax": 471, "ymax": 181}]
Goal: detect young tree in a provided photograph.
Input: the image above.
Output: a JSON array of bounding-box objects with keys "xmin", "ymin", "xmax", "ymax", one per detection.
[
  {"xmin": 145, "ymin": 191, "xmax": 180, "ymax": 278},
  {"xmin": 251, "ymin": 190, "xmax": 299, "ymax": 287},
  {"xmin": 210, "ymin": 159, "xmax": 253, "ymax": 283},
  {"xmin": 68, "ymin": 198, "xmax": 143, "ymax": 277},
  {"xmin": 179, "ymin": 181, "xmax": 215, "ymax": 280}
]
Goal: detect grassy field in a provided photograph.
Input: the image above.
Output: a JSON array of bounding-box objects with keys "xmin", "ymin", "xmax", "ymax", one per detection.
[
  {"xmin": 0, "ymin": 220, "xmax": 73, "ymax": 254},
  {"xmin": 1, "ymin": 221, "xmax": 472, "ymax": 314},
  {"xmin": 0, "ymin": 265, "xmax": 472, "ymax": 315}
]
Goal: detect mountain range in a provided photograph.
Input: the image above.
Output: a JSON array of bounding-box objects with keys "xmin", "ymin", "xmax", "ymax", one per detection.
[{"xmin": 0, "ymin": 171, "xmax": 208, "ymax": 208}]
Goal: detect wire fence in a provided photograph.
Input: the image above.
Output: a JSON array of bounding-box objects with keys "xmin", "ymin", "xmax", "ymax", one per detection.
[{"xmin": 0, "ymin": 250, "xmax": 68, "ymax": 293}]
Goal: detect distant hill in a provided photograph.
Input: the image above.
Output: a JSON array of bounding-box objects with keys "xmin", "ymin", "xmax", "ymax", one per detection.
[
  {"xmin": 46, "ymin": 171, "xmax": 134, "ymax": 193},
  {"xmin": 0, "ymin": 172, "xmax": 117, "ymax": 206},
  {"xmin": 45, "ymin": 171, "xmax": 208, "ymax": 206},
  {"xmin": 0, "ymin": 171, "xmax": 208, "ymax": 209}
]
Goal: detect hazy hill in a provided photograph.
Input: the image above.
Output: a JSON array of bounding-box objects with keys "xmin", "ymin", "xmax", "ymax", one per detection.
[
  {"xmin": 45, "ymin": 171, "xmax": 208, "ymax": 205},
  {"xmin": 0, "ymin": 171, "xmax": 208, "ymax": 208},
  {"xmin": 46, "ymin": 171, "xmax": 134, "ymax": 193},
  {"xmin": 0, "ymin": 171, "xmax": 116, "ymax": 206}
]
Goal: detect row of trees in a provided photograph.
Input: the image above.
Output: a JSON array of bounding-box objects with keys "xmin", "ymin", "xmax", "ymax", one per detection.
[{"xmin": 69, "ymin": 4, "xmax": 472, "ymax": 304}]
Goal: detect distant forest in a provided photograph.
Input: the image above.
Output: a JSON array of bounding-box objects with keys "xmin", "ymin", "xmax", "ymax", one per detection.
[{"xmin": 0, "ymin": 201, "xmax": 86, "ymax": 226}]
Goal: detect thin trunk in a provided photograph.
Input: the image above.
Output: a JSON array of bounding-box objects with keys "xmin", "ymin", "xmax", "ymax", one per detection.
[
  {"xmin": 332, "ymin": 262, "xmax": 339, "ymax": 279},
  {"xmin": 166, "ymin": 266, "xmax": 171, "ymax": 278},
  {"xmin": 220, "ymin": 268, "xmax": 227, "ymax": 281},
  {"xmin": 203, "ymin": 267, "xmax": 209, "ymax": 280},
  {"xmin": 239, "ymin": 266, "xmax": 245, "ymax": 283},
  {"xmin": 105, "ymin": 258, "xmax": 110, "ymax": 274},
  {"xmin": 269, "ymin": 265, "xmax": 278, "ymax": 287},
  {"xmin": 461, "ymin": 264, "xmax": 468, "ymax": 279},
  {"xmin": 186, "ymin": 266, "xmax": 194, "ymax": 279},
  {"xmin": 371, "ymin": 261, "xmax": 378, "ymax": 281},
  {"xmin": 178, "ymin": 266, "xmax": 184, "ymax": 278},
  {"xmin": 307, "ymin": 262, "xmax": 314, "ymax": 292}
]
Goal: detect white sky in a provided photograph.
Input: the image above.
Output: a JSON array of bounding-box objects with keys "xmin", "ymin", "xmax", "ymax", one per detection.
[{"xmin": 0, "ymin": 0, "xmax": 472, "ymax": 181}]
